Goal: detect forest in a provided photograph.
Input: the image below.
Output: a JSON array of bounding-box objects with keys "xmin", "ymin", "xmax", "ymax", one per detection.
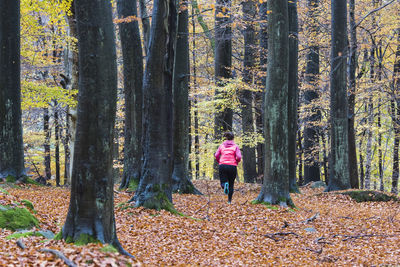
[{"xmin": 0, "ymin": 0, "xmax": 400, "ymax": 265}]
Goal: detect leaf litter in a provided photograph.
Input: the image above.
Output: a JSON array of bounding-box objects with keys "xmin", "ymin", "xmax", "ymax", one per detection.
[{"xmin": 1, "ymin": 180, "xmax": 400, "ymax": 265}]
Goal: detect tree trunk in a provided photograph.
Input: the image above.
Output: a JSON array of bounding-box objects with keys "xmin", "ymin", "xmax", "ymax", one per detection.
[
  {"xmin": 117, "ymin": 0, "xmax": 144, "ymax": 190},
  {"xmin": 43, "ymin": 107, "xmax": 52, "ymax": 180},
  {"xmin": 297, "ymin": 131, "xmax": 303, "ymax": 186},
  {"xmin": 191, "ymin": 5, "xmax": 200, "ymax": 180},
  {"xmin": 392, "ymin": 29, "xmax": 400, "ymax": 194},
  {"xmin": 241, "ymin": 0, "xmax": 257, "ymax": 183},
  {"xmin": 54, "ymin": 104, "xmax": 60, "ymax": 186},
  {"xmin": 365, "ymin": 45, "xmax": 376, "ymax": 189},
  {"xmin": 132, "ymin": 0, "xmax": 178, "ymax": 210},
  {"xmin": 256, "ymin": 0, "xmax": 292, "ymax": 206},
  {"xmin": 256, "ymin": 0, "xmax": 268, "ymax": 178},
  {"xmin": 62, "ymin": 0, "xmax": 126, "ymax": 253},
  {"xmin": 327, "ymin": 0, "xmax": 350, "ymax": 191},
  {"xmin": 347, "ymin": 0, "xmax": 359, "ymax": 188},
  {"xmin": 66, "ymin": 2, "xmax": 79, "ymax": 185},
  {"xmin": 0, "ymin": 0, "xmax": 25, "ymax": 180},
  {"xmin": 213, "ymin": 0, "xmax": 233, "ymax": 180},
  {"xmin": 172, "ymin": 0, "xmax": 201, "ymax": 194},
  {"xmin": 378, "ymin": 101, "xmax": 383, "ymax": 191},
  {"xmin": 288, "ymin": 0, "xmax": 299, "ymax": 193},
  {"xmin": 303, "ymin": 0, "xmax": 321, "ymax": 184}
]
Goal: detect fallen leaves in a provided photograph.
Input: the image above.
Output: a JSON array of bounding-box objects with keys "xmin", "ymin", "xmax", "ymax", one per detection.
[{"xmin": 0, "ymin": 180, "xmax": 400, "ymax": 265}]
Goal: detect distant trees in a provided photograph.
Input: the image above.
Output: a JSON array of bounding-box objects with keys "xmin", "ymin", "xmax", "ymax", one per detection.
[
  {"xmin": 256, "ymin": 0, "xmax": 292, "ymax": 205},
  {"xmin": 303, "ymin": 0, "xmax": 321, "ymax": 184},
  {"xmin": 0, "ymin": 0, "xmax": 25, "ymax": 180},
  {"xmin": 62, "ymin": 0, "xmax": 125, "ymax": 250},
  {"xmin": 327, "ymin": 0, "xmax": 350, "ymax": 191}
]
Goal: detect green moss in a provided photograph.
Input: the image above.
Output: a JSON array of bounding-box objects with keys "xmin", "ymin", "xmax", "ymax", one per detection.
[
  {"xmin": 100, "ymin": 244, "xmax": 119, "ymax": 253},
  {"xmin": 73, "ymin": 234, "xmax": 100, "ymax": 246},
  {"xmin": 6, "ymin": 231, "xmax": 41, "ymax": 239},
  {"xmin": 251, "ymin": 200, "xmax": 279, "ymax": 210},
  {"xmin": 340, "ymin": 190, "xmax": 399, "ymax": 203},
  {"xmin": 0, "ymin": 206, "xmax": 39, "ymax": 231},
  {"xmin": 21, "ymin": 200, "xmax": 35, "ymax": 213},
  {"xmin": 127, "ymin": 179, "xmax": 139, "ymax": 192},
  {"xmin": 6, "ymin": 175, "xmax": 16, "ymax": 183},
  {"xmin": 25, "ymin": 177, "xmax": 41, "ymax": 186},
  {"xmin": 53, "ymin": 230, "xmax": 63, "ymax": 240}
]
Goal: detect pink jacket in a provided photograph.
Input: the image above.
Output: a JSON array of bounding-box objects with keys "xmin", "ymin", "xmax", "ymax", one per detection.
[{"xmin": 215, "ymin": 140, "xmax": 242, "ymax": 166}]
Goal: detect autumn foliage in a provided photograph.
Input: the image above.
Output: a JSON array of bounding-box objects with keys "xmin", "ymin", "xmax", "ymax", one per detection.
[{"xmin": 1, "ymin": 180, "xmax": 400, "ymax": 265}]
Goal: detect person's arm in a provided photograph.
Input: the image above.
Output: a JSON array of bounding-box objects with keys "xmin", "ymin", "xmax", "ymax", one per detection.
[
  {"xmin": 214, "ymin": 145, "xmax": 222, "ymax": 163},
  {"xmin": 235, "ymin": 145, "xmax": 242, "ymax": 163}
]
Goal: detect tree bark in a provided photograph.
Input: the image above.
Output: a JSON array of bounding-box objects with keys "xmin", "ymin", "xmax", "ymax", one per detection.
[
  {"xmin": 66, "ymin": 1, "xmax": 79, "ymax": 185},
  {"xmin": 62, "ymin": 0, "xmax": 126, "ymax": 253},
  {"xmin": 132, "ymin": 0, "xmax": 178, "ymax": 210},
  {"xmin": 213, "ymin": 0, "xmax": 233, "ymax": 180},
  {"xmin": 172, "ymin": 0, "xmax": 201, "ymax": 194},
  {"xmin": 327, "ymin": 0, "xmax": 350, "ymax": 191},
  {"xmin": 0, "ymin": 0, "xmax": 25, "ymax": 180},
  {"xmin": 256, "ymin": 0, "xmax": 268, "ymax": 178},
  {"xmin": 54, "ymin": 104, "xmax": 60, "ymax": 186},
  {"xmin": 288, "ymin": 0, "xmax": 299, "ymax": 193},
  {"xmin": 347, "ymin": 0, "xmax": 359, "ymax": 188},
  {"xmin": 117, "ymin": 0, "xmax": 144, "ymax": 190},
  {"xmin": 43, "ymin": 107, "xmax": 52, "ymax": 180},
  {"xmin": 391, "ymin": 28, "xmax": 400, "ymax": 194},
  {"xmin": 241, "ymin": 0, "xmax": 257, "ymax": 183},
  {"xmin": 256, "ymin": 0, "xmax": 292, "ymax": 206},
  {"xmin": 303, "ymin": 0, "xmax": 321, "ymax": 184},
  {"xmin": 191, "ymin": 4, "xmax": 200, "ymax": 180}
]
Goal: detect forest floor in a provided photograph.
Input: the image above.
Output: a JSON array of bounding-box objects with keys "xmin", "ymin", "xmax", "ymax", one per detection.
[{"xmin": 1, "ymin": 180, "xmax": 400, "ymax": 266}]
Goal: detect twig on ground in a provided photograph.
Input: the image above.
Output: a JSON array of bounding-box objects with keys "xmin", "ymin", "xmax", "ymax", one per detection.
[
  {"xmin": 306, "ymin": 247, "xmax": 323, "ymax": 254},
  {"xmin": 302, "ymin": 212, "xmax": 319, "ymax": 224},
  {"xmin": 314, "ymin": 236, "xmax": 332, "ymax": 245},
  {"xmin": 332, "ymin": 233, "xmax": 395, "ymax": 241},
  {"xmin": 39, "ymin": 249, "xmax": 77, "ymax": 267},
  {"xmin": 265, "ymin": 232, "xmax": 300, "ymax": 241},
  {"xmin": 16, "ymin": 239, "xmax": 26, "ymax": 250}
]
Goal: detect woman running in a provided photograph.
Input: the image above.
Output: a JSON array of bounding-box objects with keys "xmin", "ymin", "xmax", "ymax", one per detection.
[{"xmin": 214, "ymin": 132, "xmax": 242, "ymax": 203}]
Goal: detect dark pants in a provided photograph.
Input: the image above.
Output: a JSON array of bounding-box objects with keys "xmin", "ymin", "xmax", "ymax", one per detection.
[{"xmin": 219, "ymin": 164, "xmax": 237, "ymax": 202}]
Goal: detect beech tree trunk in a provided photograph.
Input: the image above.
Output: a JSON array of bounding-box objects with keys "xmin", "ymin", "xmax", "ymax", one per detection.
[
  {"xmin": 62, "ymin": 0, "xmax": 126, "ymax": 252},
  {"xmin": 117, "ymin": 0, "xmax": 144, "ymax": 190},
  {"xmin": 288, "ymin": 0, "xmax": 299, "ymax": 192},
  {"xmin": 256, "ymin": 0, "xmax": 292, "ymax": 206},
  {"xmin": 0, "ymin": 0, "xmax": 25, "ymax": 180},
  {"xmin": 256, "ymin": 0, "xmax": 268, "ymax": 177},
  {"xmin": 327, "ymin": 0, "xmax": 350, "ymax": 191},
  {"xmin": 66, "ymin": 1, "xmax": 79, "ymax": 185},
  {"xmin": 391, "ymin": 28, "xmax": 400, "ymax": 194},
  {"xmin": 347, "ymin": 0, "xmax": 359, "ymax": 188},
  {"xmin": 172, "ymin": 0, "xmax": 201, "ymax": 194},
  {"xmin": 132, "ymin": 0, "xmax": 178, "ymax": 209},
  {"xmin": 241, "ymin": 0, "xmax": 257, "ymax": 183},
  {"xmin": 43, "ymin": 107, "xmax": 52, "ymax": 180},
  {"xmin": 303, "ymin": 0, "xmax": 321, "ymax": 184},
  {"xmin": 54, "ymin": 104, "xmax": 60, "ymax": 186}
]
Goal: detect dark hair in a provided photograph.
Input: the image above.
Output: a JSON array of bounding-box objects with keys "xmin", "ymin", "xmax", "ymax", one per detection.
[{"xmin": 224, "ymin": 132, "xmax": 234, "ymax": 140}]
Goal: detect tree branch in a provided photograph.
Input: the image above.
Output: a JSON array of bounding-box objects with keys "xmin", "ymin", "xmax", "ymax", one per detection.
[{"xmin": 354, "ymin": 0, "xmax": 395, "ymax": 29}]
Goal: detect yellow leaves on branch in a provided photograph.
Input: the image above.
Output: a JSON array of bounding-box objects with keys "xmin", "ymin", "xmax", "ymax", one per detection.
[
  {"xmin": 114, "ymin": 16, "xmax": 140, "ymax": 24},
  {"xmin": 22, "ymin": 81, "xmax": 77, "ymax": 110}
]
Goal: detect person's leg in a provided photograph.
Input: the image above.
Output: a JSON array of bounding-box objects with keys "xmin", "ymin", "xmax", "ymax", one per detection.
[
  {"xmin": 219, "ymin": 164, "xmax": 228, "ymax": 189},
  {"xmin": 227, "ymin": 166, "xmax": 237, "ymax": 203}
]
